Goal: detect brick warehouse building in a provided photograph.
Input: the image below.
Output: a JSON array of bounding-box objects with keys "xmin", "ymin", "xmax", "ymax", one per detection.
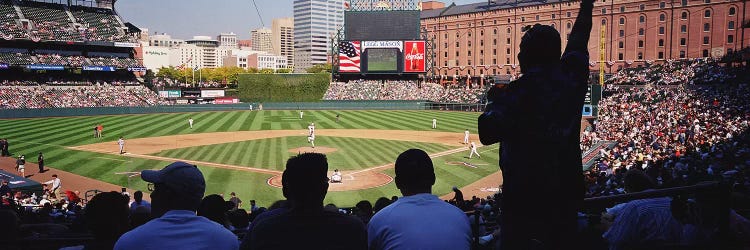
[{"xmin": 420, "ymin": 0, "xmax": 750, "ymax": 78}]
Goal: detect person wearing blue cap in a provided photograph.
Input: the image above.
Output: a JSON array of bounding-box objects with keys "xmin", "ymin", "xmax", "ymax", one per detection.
[{"xmin": 114, "ymin": 161, "xmax": 239, "ymax": 250}]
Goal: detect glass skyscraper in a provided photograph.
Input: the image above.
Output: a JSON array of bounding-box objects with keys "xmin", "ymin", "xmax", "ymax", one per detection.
[{"xmin": 293, "ymin": 0, "xmax": 344, "ymax": 72}]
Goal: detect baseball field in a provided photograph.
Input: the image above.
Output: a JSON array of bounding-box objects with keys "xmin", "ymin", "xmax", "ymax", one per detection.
[{"xmin": 1, "ymin": 110, "xmax": 502, "ymax": 207}]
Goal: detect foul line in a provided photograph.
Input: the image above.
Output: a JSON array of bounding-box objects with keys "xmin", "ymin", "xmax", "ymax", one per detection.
[{"xmin": 92, "ymin": 157, "xmax": 128, "ymax": 162}]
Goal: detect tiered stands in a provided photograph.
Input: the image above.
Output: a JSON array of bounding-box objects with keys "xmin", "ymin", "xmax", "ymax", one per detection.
[
  {"xmin": 0, "ymin": 52, "xmax": 35, "ymax": 65},
  {"xmin": 20, "ymin": 2, "xmax": 79, "ymax": 41},
  {"xmin": 35, "ymin": 54, "xmax": 87, "ymax": 67},
  {"xmin": 72, "ymin": 7, "xmax": 128, "ymax": 42},
  {"xmin": 87, "ymin": 57, "xmax": 139, "ymax": 68},
  {"xmin": 0, "ymin": 3, "xmax": 25, "ymax": 39}
]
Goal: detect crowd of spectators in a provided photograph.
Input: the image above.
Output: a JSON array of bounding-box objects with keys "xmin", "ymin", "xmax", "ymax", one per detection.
[
  {"xmin": 324, "ymin": 80, "xmax": 488, "ymax": 103},
  {"xmin": 605, "ymin": 58, "xmax": 735, "ymax": 86},
  {"xmin": 0, "ymin": 84, "xmax": 169, "ymax": 109},
  {"xmin": 0, "ymin": 1, "xmax": 137, "ymax": 43}
]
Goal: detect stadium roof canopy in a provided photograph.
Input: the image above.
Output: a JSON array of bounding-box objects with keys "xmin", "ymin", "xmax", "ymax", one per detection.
[{"xmin": 421, "ymin": 0, "xmax": 572, "ymax": 19}]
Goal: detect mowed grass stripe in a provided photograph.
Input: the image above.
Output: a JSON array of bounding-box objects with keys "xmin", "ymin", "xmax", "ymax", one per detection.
[
  {"xmin": 10, "ymin": 115, "xmax": 123, "ymax": 146},
  {"xmin": 339, "ymin": 110, "xmax": 396, "ymax": 130},
  {"xmin": 336, "ymin": 137, "xmax": 372, "ymax": 168},
  {"xmin": 191, "ymin": 112, "xmax": 228, "ymax": 133},
  {"xmin": 247, "ymin": 111, "xmax": 265, "ymax": 131},
  {"xmin": 225, "ymin": 140, "xmax": 249, "ymax": 165},
  {"xmin": 325, "ymin": 110, "xmax": 367, "ymax": 129},
  {"xmin": 240, "ymin": 139, "xmax": 259, "ymax": 167},
  {"xmin": 127, "ymin": 113, "xmax": 194, "ymax": 139},
  {"xmin": 367, "ymin": 111, "xmax": 424, "ymax": 131},
  {"xmin": 227, "ymin": 111, "xmax": 252, "ymax": 131}
]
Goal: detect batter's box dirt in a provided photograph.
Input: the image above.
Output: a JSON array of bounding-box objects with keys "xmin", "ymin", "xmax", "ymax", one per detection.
[
  {"xmin": 267, "ymin": 171, "xmax": 393, "ymax": 192},
  {"xmin": 287, "ymin": 146, "xmax": 338, "ymax": 154}
]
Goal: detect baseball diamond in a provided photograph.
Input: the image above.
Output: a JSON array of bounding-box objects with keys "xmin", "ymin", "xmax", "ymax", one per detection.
[{"xmin": 0, "ymin": 110, "xmax": 502, "ymax": 207}]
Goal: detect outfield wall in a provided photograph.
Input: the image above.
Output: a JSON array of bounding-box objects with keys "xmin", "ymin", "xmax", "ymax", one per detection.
[{"xmin": 0, "ymin": 101, "xmax": 429, "ymax": 119}]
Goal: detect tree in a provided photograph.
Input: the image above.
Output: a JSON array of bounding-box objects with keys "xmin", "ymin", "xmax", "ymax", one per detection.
[
  {"xmin": 143, "ymin": 70, "xmax": 156, "ymax": 90},
  {"xmin": 259, "ymin": 68, "xmax": 274, "ymax": 74},
  {"xmin": 276, "ymin": 68, "xmax": 292, "ymax": 74},
  {"xmin": 306, "ymin": 63, "xmax": 332, "ymax": 73}
]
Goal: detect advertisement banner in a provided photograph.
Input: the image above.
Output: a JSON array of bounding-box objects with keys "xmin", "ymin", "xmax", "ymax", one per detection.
[
  {"xmin": 159, "ymin": 90, "xmax": 181, "ymax": 98},
  {"xmin": 26, "ymin": 65, "xmax": 64, "ymax": 70},
  {"xmin": 361, "ymin": 41, "xmax": 403, "ymax": 50},
  {"xmin": 128, "ymin": 67, "xmax": 147, "ymax": 72},
  {"xmin": 200, "ymin": 89, "xmax": 225, "ymax": 98},
  {"xmin": 403, "ymin": 41, "xmax": 426, "ymax": 73},
  {"xmin": 83, "ymin": 66, "xmax": 116, "ymax": 71},
  {"xmin": 114, "ymin": 42, "xmax": 140, "ymax": 48},
  {"xmin": 214, "ymin": 98, "xmax": 239, "ymax": 104},
  {"xmin": 167, "ymin": 90, "xmax": 181, "ymax": 98},
  {"xmin": 0, "ymin": 64, "xmax": 8, "ymax": 69}
]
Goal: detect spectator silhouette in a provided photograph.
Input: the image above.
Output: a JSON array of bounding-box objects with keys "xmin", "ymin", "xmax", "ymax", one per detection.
[
  {"xmin": 477, "ymin": 0, "xmax": 593, "ymax": 248},
  {"xmin": 245, "ymin": 153, "xmax": 366, "ymax": 250},
  {"xmin": 354, "ymin": 200, "xmax": 373, "ymax": 225},
  {"xmin": 62, "ymin": 191, "xmax": 130, "ymax": 250},
  {"xmin": 368, "ymin": 149, "xmax": 471, "ymax": 250},
  {"xmin": 114, "ymin": 162, "xmax": 238, "ymax": 250},
  {"xmin": 198, "ymin": 194, "xmax": 230, "ymax": 229},
  {"xmin": 129, "ymin": 190, "xmax": 151, "ymax": 214}
]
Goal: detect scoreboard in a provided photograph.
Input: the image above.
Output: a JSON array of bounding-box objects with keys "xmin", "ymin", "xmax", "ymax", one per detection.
[{"xmin": 344, "ymin": 11, "xmax": 421, "ymax": 41}]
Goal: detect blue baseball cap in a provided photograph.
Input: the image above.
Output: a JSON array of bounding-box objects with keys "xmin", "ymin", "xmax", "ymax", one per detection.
[{"xmin": 142, "ymin": 161, "xmax": 205, "ymax": 201}]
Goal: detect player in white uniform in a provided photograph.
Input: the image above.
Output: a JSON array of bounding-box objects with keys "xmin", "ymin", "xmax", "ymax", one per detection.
[
  {"xmin": 300, "ymin": 111, "xmax": 304, "ymax": 119},
  {"xmin": 432, "ymin": 118, "xmax": 437, "ymax": 129},
  {"xmin": 188, "ymin": 118, "xmax": 194, "ymax": 129},
  {"xmin": 469, "ymin": 141, "xmax": 481, "ymax": 159},
  {"xmin": 117, "ymin": 137, "xmax": 125, "ymax": 154},
  {"xmin": 464, "ymin": 129, "xmax": 470, "ymax": 144},
  {"xmin": 307, "ymin": 123, "xmax": 316, "ymax": 148}
]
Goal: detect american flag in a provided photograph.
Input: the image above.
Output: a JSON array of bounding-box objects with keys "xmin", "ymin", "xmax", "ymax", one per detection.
[{"xmin": 339, "ymin": 41, "xmax": 360, "ymax": 72}]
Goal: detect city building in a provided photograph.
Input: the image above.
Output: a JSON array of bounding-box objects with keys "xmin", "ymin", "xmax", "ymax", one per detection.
[
  {"xmin": 420, "ymin": 0, "xmax": 750, "ymax": 77},
  {"xmin": 217, "ymin": 32, "xmax": 238, "ymax": 49},
  {"xmin": 251, "ymin": 28, "xmax": 273, "ymax": 54},
  {"xmin": 272, "ymin": 17, "xmax": 295, "ymax": 69},
  {"xmin": 238, "ymin": 39, "xmax": 253, "ymax": 49},
  {"xmin": 293, "ymin": 0, "xmax": 345, "ymax": 72},
  {"xmin": 170, "ymin": 36, "xmax": 230, "ymax": 69},
  {"xmin": 249, "ymin": 53, "xmax": 288, "ymax": 71},
  {"xmin": 222, "ymin": 49, "xmax": 256, "ymax": 69},
  {"xmin": 142, "ymin": 46, "xmax": 171, "ymax": 71},
  {"xmin": 148, "ymin": 33, "xmax": 184, "ymax": 47}
]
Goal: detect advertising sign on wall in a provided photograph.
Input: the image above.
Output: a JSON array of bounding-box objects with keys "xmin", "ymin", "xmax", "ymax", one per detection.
[
  {"xmin": 200, "ymin": 89, "xmax": 225, "ymax": 98},
  {"xmin": 26, "ymin": 65, "xmax": 64, "ymax": 70},
  {"xmin": 403, "ymin": 41, "xmax": 425, "ymax": 73},
  {"xmin": 83, "ymin": 66, "xmax": 116, "ymax": 71},
  {"xmin": 214, "ymin": 98, "xmax": 239, "ymax": 104},
  {"xmin": 159, "ymin": 90, "xmax": 181, "ymax": 98}
]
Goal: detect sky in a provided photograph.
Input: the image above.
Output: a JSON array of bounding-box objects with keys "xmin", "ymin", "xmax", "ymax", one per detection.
[{"xmin": 115, "ymin": 0, "xmax": 481, "ymax": 40}]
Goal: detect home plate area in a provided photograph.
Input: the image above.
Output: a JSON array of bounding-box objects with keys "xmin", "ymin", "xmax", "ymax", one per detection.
[{"xmin": 267, "ymin": 170, "xmax": 393, "ymax": 192}]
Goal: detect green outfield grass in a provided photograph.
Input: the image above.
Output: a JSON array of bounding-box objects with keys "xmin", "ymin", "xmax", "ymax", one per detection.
[
  {"xmin": 152, "ymin": 136, "xmax": 455, "ymax": 171},
  {"xmin": 0, "ymin": 110, "xmax": 496, "ymax": 207}
]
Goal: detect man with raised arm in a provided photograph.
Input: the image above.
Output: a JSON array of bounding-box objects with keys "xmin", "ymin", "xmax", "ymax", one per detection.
[{"xmin": 478, "ymin": 0, "xmax": 593, "ymax": 249}]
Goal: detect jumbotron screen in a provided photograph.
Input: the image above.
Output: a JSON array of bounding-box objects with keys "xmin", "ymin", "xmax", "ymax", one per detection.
[
  {"xmin": 345, "ymin": 11, "xmax": 421, "ymax": 41},
  {"xmin": 366, "ymin": 48, "xmax": 398, "ymax": 72}
]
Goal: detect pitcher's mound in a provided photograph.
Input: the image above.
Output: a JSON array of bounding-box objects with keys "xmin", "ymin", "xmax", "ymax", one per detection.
[{"xmin": 288, "ymin": 146, "xmax": 338, "ymax": 154}]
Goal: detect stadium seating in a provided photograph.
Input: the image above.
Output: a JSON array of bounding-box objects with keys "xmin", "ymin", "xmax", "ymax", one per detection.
[
  {"xmin": 0, "ymin": 84, "xmax": 167, "ymax": 109},
  {"xmin": 0, "ymin": 3, "xmax": 25, "ymax": 39},
  {"xmin": 20, "ymin": 2, "xmax": 80, "ymax": 42},
  {"xmin": 324, "ymin": 80, "xmax": 487, "ymax": 103},
  {"xmin": 0, "ymin": 52, "xmax": 34, "ymax": 65},
  {"xmin": 71, "ymin": 7, "xmax": 129, "ymax": 42},
  {"xmin": 86, "ymin": 57, "xmax": 140, "ymax": 68}
]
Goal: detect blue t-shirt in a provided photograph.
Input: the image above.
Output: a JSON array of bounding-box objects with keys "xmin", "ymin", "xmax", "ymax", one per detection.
[
  {"xmin": 115, "ymin": 210, "xmax": 239, "ymax": 250},
  {"xmin": 368, "ymin": 193, "xmax": 471, "ymax": 250}
]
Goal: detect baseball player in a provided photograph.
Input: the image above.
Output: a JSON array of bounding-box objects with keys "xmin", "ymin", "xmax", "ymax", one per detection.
[
  {"xmin": 117, "ymin": 137, "xmax": 125, "ymax": 154},
  {"xmin": 188, "ymin": 117, "xmax": 194, "ymax": 129},
  {"xmin": 432, "ymin": 118, "xmax": 437, "ymax": 129},
  {"xmin": 16, "ymin": 155, "xmax": 25, "ymax": 177},
  {"xmin": 300, "ymin": 111, "xmax": 304, "ymax": 119},
  {"xmin": 307, "ymin": 123, "xmax": 316, "ymax": 148},
  {"xmin": 469, "ymin": 141, "xmax": 481, "ymax": 159},
  {"xmin": 464, "ymin": 129, "xmax": 470, "ymax": 144}
]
